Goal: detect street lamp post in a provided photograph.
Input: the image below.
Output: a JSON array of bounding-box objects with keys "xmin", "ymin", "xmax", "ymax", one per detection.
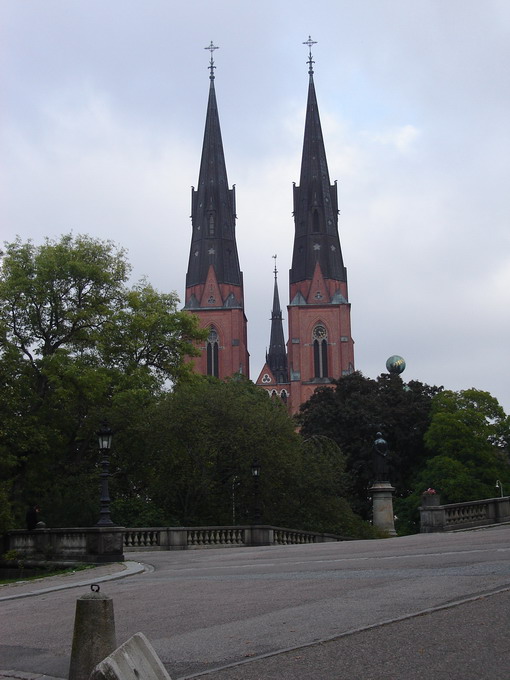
[
  {"xmin": 96, "ymin": 421, "xmax": 115, "ymax": 526},
  {"xmin": 251, "ymin": 458, "xmax": 262, "ymax": 525}
]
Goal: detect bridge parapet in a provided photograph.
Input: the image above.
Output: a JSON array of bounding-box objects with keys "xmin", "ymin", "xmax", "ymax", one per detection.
[
  {"xmin": 1, "ymin": 526, "xmax": 347, "ymax": 565},
  {"xmin": 420, "ymin": 496, "xmax": 510, "ymax": 533},
  {"xmin": 122, "ymin": 526, "xmax": 344, "ymax": 551},
  {"xmin": 3, "ymin": 526, "xmax": 125, "ymax": 563}
]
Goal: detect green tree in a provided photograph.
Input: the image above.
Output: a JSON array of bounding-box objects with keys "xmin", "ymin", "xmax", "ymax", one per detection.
[
  {"xmin": 423, "ymin": 388, "xmax": 510, "ymax": 500},
  {"xmin": 109, "ymin": 376, "xmax": 374, "ymax": 537},
  {"xmin": 0, "ymin": 234, "xmax": 205, "ymax": 527},
  {"xmin": 118, "ymin": 376, "xmax": 304, "ymax": 527},
  {"xmin": 299, "ymin": 371, "xmax": 441, "ymax": 517}
]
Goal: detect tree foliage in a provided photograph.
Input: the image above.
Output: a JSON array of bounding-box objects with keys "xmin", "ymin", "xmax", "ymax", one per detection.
[
  {"xmin": 109, "ymin": 376, "xmax": 371, "ymax": 537},
  {"xmin": 299, "ymin": 375, "xmax": 510, "ymax": 534},
  {"xmin": 298, "ymin": 371, "xmax": 441, "ymax": 517},
  {"xmin": 0, "ymin": 234, "xmax": 205, "ymax": 527},
  {"xmin": 0, "ymin": 234, "xmax": 375, "ymax": 537},
  {"xmin": 423, "ymin": 388, "xmax": 510, "ymax": 501}
]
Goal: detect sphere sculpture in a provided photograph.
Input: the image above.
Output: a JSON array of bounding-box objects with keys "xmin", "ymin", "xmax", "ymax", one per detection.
[{"xmin": 386, "ymin": 355, "xmax": 406, "ymax": 375}]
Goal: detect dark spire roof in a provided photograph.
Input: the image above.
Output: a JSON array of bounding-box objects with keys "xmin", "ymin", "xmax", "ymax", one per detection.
[
  {"xmin": 266, "ymin": 259, "xmax": 289, "ymax": 383},
  {"xmin": 290, "ymin": 41, "xmax": 347, "ymax": 285},
  {"xmin": 186, "ymin": 52, "xmax": 242, "ymax": 288}
]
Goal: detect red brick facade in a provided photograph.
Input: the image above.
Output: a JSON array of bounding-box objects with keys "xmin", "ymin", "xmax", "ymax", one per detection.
[
  {"xmin": 286, "ymin": 266, "xmax": 354, "ymax": 413},
  {"xmin": 186, "ymin": 268, "xmax": 249, "ymax": 379}
]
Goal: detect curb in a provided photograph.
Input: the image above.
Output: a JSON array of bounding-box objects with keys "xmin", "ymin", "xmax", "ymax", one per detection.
[
  {"xmin": 0, "ymin": 674, "xmax": 65, "ymax": 680},
  {"xmin": 0, "ymin": 561, "xmax": 149, "ymax": 602}
]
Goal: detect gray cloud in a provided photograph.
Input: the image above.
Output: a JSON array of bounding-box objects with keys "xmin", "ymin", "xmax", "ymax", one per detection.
[{"xmin": 2, "ymin": 0, "xmax": 509, "ymax": 411}]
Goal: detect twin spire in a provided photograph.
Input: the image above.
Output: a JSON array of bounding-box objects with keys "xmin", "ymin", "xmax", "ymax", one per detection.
[
  {"xmin": 185, "ymin": 38, "xmax": 352, "ymax": 395},
  {"xmin": 186, "ymin": 41, "xmax": 242, "ymax": 291}
]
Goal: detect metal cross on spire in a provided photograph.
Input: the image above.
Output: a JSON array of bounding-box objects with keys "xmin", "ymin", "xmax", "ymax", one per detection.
[
  {"xmin": 303, "ymin": 35, "xmax": 317, "ymax": 75},
  {"xmin": 272, "ymin": 254, "xmax": 278, "ymax": 279},
  {"xmin": 204, "ymin": 41, "xmax": 219, "ymax": 79}
]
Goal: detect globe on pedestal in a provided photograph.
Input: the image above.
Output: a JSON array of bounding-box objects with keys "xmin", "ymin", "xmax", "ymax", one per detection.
[{"xmin": 386, "ymin": 355, "xmax": 406, "ymax": 375}]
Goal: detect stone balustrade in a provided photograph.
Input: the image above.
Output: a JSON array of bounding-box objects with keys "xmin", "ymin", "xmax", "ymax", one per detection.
[
  {"xmin": 3, "ymin": 526, "xmax": 125, "ymax": 563},
  {"xmin": 420, "ymin": 495, "xmax": 510, "ymax": 533},
  {"xmin": 1, "ymin": 525, "xmax": 345, "ymax": 566},
  {"xmin": 122, "ymin": 525, "xmax": 344, "ymax": 551}
]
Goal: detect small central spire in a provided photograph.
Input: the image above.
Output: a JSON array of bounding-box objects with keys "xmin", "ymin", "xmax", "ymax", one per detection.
[
  {"xmin": 303, "ymin": 35, "xmax": 317, "ymax": 76},
  {"xmin": 272, "ymin": 253, "xmax": 278, "ymax": 280},
  {"xmin": 204, "ymin": 41, "xmax": 219, "ymax": 80}
]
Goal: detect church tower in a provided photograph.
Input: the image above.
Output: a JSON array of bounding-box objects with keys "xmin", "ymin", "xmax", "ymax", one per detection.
[
  {"xmin": 184, "ymin": 44, "xmax": 249, "ymax": 379},
  {"xmin": 286, "ymin": 38, "xmax": 354, "ymax": 413},
  {"xmin": 256, "ymin": 258, "xmax": 290, "ymax": 403}
]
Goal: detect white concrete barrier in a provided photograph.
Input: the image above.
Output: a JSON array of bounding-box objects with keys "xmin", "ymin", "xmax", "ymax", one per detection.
[{"xmin": 90, "ymin": 632, "xmax": 172, "ymax": 680}]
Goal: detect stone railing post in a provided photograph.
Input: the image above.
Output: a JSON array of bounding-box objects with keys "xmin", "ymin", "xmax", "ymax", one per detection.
[
  {"xmin": 495, "ymin": 497, "xmax": 510, "ymax": 523},
  {"xmin": 168, "ymin": 529, "xmax": 188, "ymax": 549},
  {"xmin": 245, "ymin": 526, "xmax": 273, "ymax": 546},
  {"xmin": 420, "ymin": 493, "xmax": 446, "ymax": 533},
  {"xmin": 86, "ymin": 527, "xmax": 125, "ymax": 562}
]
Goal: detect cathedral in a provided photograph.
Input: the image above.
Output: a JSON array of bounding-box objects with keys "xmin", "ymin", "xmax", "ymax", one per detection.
[{"xmin": 184, "ymin": 39, "xmax": 355, "ymax": 414}]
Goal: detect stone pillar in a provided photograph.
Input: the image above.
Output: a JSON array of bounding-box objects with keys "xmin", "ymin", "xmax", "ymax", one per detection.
[
  {"xmin": 495, "ymin": 496, "xmax": 510, "ymax": 523},
  {"xmin": 245, "ymin": 526, "xmax": 273, "ymax": 546},
  {"xmin": 421, "ymin": 492, "xmax": 441, "ymax": 507},
  {"xmin": 370, "ymin": 482, "xmax": 397, "ymax": 536}
]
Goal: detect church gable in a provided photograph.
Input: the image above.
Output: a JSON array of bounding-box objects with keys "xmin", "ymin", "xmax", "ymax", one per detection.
[
  {"xmin": 306, "ymin": 261, "xmax": 330, "ymax": 305},
  {"xmin": 199, "ymin": 265, "xmax": 224, "ymax": 308},
  {"xmin": 255, "ymin": 362, "xmax": 276, "ymax": 387}
]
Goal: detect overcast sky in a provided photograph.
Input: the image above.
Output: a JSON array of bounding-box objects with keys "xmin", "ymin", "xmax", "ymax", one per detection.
[{"xmin": 2, "ymin": 1, "xmax": 509, "ymax": 413}]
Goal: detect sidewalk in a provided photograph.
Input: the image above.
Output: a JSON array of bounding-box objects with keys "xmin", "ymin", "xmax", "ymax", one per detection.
[
  {"xmin": 0, "ymin": 560, "xmax": 146, "ymax": 602},
  {"xmin": 183, "ymin": 587, "xmax": 510, "ymax": 680},
  {"xmin": 0, "ymin": 561, "xmax": 146, "ymax": 680}
]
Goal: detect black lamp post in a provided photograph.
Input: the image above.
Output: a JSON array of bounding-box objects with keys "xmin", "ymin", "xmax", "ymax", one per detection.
[
  {"xmin": 251, "ymin": 458, "xmax": 262, "ymax": 525},
  {"xmin": 96, "ymin": 421, "xmax": 115, "ymax": 526}
]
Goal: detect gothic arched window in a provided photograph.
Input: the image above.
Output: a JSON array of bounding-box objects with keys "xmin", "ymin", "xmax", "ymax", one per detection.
[
  {"xmin": 312, "ymin": 209, "xmax": 320, "ymax": 233},
  {"xmin": 208, "ymin": 213, "xmax": 215, "ymax": 236},
  {"xmin": 312, "ymin": 324, "xmax": 328, "ymax": 378},
  {"xmin": 207, "ymin": 327, "xmax": 219, "ymax": 377}
]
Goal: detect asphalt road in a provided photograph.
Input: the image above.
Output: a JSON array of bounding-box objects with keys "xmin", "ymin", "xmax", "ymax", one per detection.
[{"xmin": 1, "ymin": 526, "xmax": 510, "ymax": 679}]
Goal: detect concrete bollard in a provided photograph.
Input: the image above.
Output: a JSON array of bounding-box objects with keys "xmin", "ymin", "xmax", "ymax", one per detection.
[{"xmin": 68, "ymin": 584, "xmax": 117, "ymax": 680}]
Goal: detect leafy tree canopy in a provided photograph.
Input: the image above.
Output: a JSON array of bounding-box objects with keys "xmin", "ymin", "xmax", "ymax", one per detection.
[
  {"xmin": 0, "ymin": 234, "xmax": 205, "ymax": 527},
  {"xmin": 108, "ymin": 376, "xmax": 376, "ymax": 537},
  {"xmin": 298, "ymin": 371, "xmax": 442, "ymax": 516},
  {"xmin": 423, "ymin": 388, "xmax": 510, "ymax": 499}
]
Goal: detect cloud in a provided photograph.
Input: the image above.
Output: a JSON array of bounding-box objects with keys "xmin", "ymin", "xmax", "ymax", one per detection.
[
  {"xmin": 2, "ymin": 0, "xmax": 509, "ymax": 414},
  {"xmin": 367, "ymin": 124, "xmax": 422, "ymax": 153}
]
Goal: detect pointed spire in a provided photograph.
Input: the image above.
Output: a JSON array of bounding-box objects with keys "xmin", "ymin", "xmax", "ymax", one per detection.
[
  {"xmin": 290, "ymin": 38, "xmax": 346, "ymax": 285},
  {"xmin": 266, "ymin": 256, "xmax": 289, "ymax": 383},
  {"xmin": 187, "ymin": 45, "xmax": 242, "ymax": 289}
]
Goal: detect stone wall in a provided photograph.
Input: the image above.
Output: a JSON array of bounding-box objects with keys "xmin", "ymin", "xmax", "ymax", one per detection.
[
  {"xmin": 420, "ymin": 496, "xmax": 510, "ymax": 533},
  {"xmin": 4, "ymin": 527, "xmax": 125, "ymax": 563}
]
